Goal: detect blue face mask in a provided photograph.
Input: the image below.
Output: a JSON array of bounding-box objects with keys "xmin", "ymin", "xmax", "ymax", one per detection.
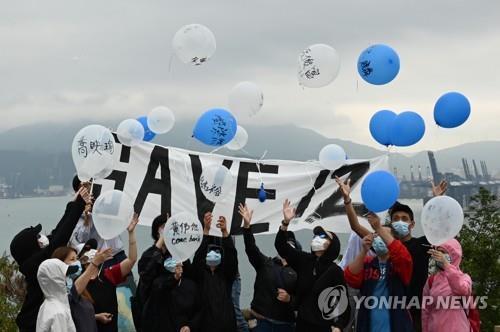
[
  {"xmin": 206, "ymin": 250, "xmax": 222, "ymax": 267},
  {"xmin": 164, "ymin": 257, "xmax": 177, "ymax": 273},
  {"xmin": 66, "ymin": 277, "xmax": 74, "ymax": 293},
  {"xmin": 391, "ymin": 221, "xmax": 410, "ymax": 238},
  {"xmin": 372, "ymin": 236, "xmax": 388, "ymax": 256}
]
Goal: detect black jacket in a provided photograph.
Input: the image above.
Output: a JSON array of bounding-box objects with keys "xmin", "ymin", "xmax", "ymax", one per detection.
[
  {"xmin": 274, "ymin": 227, "xmax": 350, "ymax": 331},
  {"xmin": 13, "ymin": 199, "xmax": 85, "ymax": 332},
  {"xmin": 243, "ymin": 228, "xmax": 297, "ymax": 323},
  {"xmin": 140, "ymin": 248, "xmax": 201, "ymax": 332},
  {"xmin": 192, "ymin": 235, "xmax": 238, "ymax": 332}
]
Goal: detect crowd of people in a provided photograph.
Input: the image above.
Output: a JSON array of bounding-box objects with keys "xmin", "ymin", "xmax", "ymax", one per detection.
[{"xmin": 9, "ymin": 176, "xmax": 477, "ymax": 332}]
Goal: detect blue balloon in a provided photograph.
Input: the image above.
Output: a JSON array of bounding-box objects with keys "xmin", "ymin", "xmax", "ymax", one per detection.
[
  {"xmin": 137, "ymin": 116, "xmax": 156, "ymax": 142},
  {"xmin": 369, "ymin": 110, "xmax": 397, "ymax": 146},
  {"xmin": 390, "ymin": 111, "xmax": 425, "ymax": 147},
  {"xmin": 193, "ymin": 108, "xmax": 237, "ymax": 146},
  {"xmin": 434, "ymin": 92, "xmax": 471, "ymax": 128},
  {"xmin": 357, "ymin": 44, "xmax": 400, "ymax": 85},
  {"xmin": 258, "ymin": 183, "xmax": 267, "ymax": 203},
  {"xmin": 361, "ymin": 171, "xmax": 400, "ymax": 212}
]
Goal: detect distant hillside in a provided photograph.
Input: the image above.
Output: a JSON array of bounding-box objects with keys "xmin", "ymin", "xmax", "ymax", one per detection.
[{"xmin": 0, "ymin": 121, "xmax": 498, "ymax": 193}]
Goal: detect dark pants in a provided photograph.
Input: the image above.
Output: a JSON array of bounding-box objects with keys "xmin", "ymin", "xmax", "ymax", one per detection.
[
  {"xmin": 295, "ymin": 319, "xmax": 331, "ymax": 332},
  {"xmin": 254, "ymin": 319, "xmax": 294, "ymax": 332}
]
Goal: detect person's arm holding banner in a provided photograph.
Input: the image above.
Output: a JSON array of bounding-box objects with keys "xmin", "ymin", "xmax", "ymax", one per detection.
[
  {"xmin": 218, "ymin": 216, "xmax": 238, "ymax": 282},
  {"xmin": 239, "ymin": 204, "xmax": 266, "ymax": 270},
  {"xmin": 335, "ymin": 176, "xmax": 370, "ymax": 238},
  {"xmin": 274, "ymin": 199, "xmax": 307, "ymax": 270}
]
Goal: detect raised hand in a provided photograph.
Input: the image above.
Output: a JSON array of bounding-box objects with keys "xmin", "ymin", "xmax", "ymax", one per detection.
[
  {"xmin": 127, "ymin": 213, "xmax": 139, "ymax": 233},
  {"xmin": 203, "ymin": 212, "xmax": 213, "ymax": 235},
  {"xmin": 76, "ymin": 186, "xmax": 93, "ymax": 205},
  {"xmin": 92, "ymin": 248, "xmax": 114, "ymax": 266},
  {"xmin": 282, "ymin": 199, "xmax": 296, "ymax": 225},
  {"xmin": 367, "ymin": 213, "xmax": 382, "ymax": 231},
  {"xmin": 238, "ymin": 203, "xmax": 254, "ymax": 229},
  {"xmin": 335, "ymin": 176, "xmax": 351, "ymax": 201},
  {"xmin": 431, "ymin": 180, "xmax": 448, "ymax": 197},
  {"xmin": 174, "ymin": 264, "xmax": 183, "ymax": 281},
  {"xmin": 217, "ymin": 216, "xmax": 229, "ymax": 238},
  {"xmin": 95, "ymin": 313, "xmax": 113, "ymax": 324},
  {"xmin": 361, "ymin": 234, "xmax": 374, "ymax": 252},
  {"xmin": 428, "ymin": 249, "xmax": 450, "ymax": 268},
  {"xmin": 180, "ymin": 326, "xmax": 191, "ymax": 332}
]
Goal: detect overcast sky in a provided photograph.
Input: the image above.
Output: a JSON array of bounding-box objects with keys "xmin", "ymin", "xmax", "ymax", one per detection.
[{"xmin": 1, "ymin": 0, "xmax": 499, "ymax": 152}]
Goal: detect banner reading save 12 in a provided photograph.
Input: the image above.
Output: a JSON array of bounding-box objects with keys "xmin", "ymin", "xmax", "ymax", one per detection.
[{"xmin": 93, "ymin": 136, "xmax": 388, "ymax": 236}]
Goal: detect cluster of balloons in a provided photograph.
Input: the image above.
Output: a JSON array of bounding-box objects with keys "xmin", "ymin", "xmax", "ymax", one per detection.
[
  {"xmin": 117, "ymin": 107, "xmax": 176, "ymax": 146},
  {"xmin": 370, "ymin": 110, "xmax": 426, "ymax": 147}
]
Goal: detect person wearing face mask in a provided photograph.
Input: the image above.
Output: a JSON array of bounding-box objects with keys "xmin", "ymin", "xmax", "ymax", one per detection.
[
  {"xmin": 238, "ymin": 203, "xmax": 298, "ymax": 332},
  {"xmin": 82, "ymin": 213, "xmax": 139, "ymax": 332},
  {"xmin": 274, "ymin": 199, "xmax": 350, "ymax": 332},
  {"xmin": 140, "ymin": 253, "xmax": 201, "ymax": 332},
  {"xmin": 336, "ymin": 176, "xmax": 448, "ymax": 331},
  {"xmin": 344, "ymin": 213, "xmax": 414, "ymax": 332},
  {"xmin": 422, "ymin": 239, "xmax": 473, "ymax": 332},
  {"xmin": 192, "ymin": 214, "xmax": 238, "ymax": 332},
  {"xmin": 9, "ymin": 186, "xmax": 92, "ymax": 332},
  {"xmin": 36, "ymin": 258, "xmax": 78, "ymax": 332},
  {"xmin": 51, "ymin": 246, "xmax": 114, "ymax": 332},
  {"xmin": 131, "ymin": 214, "xmax": 169, "ymax": 331}
]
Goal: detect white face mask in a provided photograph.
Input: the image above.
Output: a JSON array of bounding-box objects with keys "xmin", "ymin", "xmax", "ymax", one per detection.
[
  {"xmin": 311, "ymin": 236, "xmax": 328, "ymax": 252},
  {"xmin": 38, "ymin": 234, "xmax": 50, "ymax": 248}
]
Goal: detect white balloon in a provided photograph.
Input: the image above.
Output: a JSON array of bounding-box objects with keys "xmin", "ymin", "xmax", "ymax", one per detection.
[
  {"xmin": 147, "ymin": 106, "xmax": 175, "ymax": 134},
  {"xmin": 200, "ymin": 164, "xmax": 234, "ymax": 202},
  {"xmin": 117, "ymin": 119, "xmax": 145, "ymax": 147},
  {"xmin": 172, "ymin": 24, "xmax": 216, "ymax": 65},
  {"xmin": 93, "ymin": 190, "xmax": 134, "ymax": 240},
  {"xmin": 298, "ymin": 44, "xmax": 341, "ymax": 88},
  {"xmin": 163, "ymin": 212, "xmax": 203, "ymax": 262},
  {"xmin": 319, "ymin": 144, "xmax": 347, "ymax": 169},
  {"xmin": 225, "ymin": 126, "xmax": 248, "ymax": 151},
  {"xmin": 421, "ymin": 196, "xmax": 464, "ymax": 245},
  {"xmin": 71, "ymin": 125, "xmax": 115, "ymax": 180},
  {"xmin": 228, "ymin": 81, "xmax": 264, "ymax": 117}
]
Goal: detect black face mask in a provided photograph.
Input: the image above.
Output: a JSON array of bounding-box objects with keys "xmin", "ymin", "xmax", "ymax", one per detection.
[{"xmin": 67, "ymin": 265, "xmax": 80, "ymax": 276}]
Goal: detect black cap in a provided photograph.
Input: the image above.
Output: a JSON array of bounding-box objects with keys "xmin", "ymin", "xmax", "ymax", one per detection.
[
  {"xmin": 10, "ymin": 224, "xmax": 43, "ymax": 264},
  {"xmin": 313, "ymin": 226, "xmax": 334, "ymax": 240},
  {"xmin": 389, "ymin": 201, "xmax": 414, "ymax": 221},
  {"xmin": 78, "ymin": 239, "xmax": 98, "ymax": 257}
]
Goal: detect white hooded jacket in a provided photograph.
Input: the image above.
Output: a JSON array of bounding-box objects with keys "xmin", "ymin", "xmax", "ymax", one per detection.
[{"xmin": 36, "ymin": 258, "xmax": 76, "ymax": 332}]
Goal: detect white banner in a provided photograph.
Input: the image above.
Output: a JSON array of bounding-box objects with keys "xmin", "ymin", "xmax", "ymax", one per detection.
[{"xmin": 94, "ymin": 139, "xmax": 388, "ymax": 236}]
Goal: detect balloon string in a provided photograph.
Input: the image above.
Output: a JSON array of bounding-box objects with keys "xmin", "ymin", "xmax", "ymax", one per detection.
[
  {"xmin": 167, "ymin": 53, "xmax": 175, "ymax": 82},
  {"xmin": 255, "ymin": 150, "xmax": 268, "ymax": 184},
  {"xmin": 209, "ymin": 146, "xmax": 223, "ymax": 154},
  {"xmin": 304, "ymin": 160, "xmax": 318, "ymax": 192}
]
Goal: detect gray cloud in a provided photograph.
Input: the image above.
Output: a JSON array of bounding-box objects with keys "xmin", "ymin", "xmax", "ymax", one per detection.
[{"xmin": 1, "ymin": 0, "xmax": 499, "ymax": 151}]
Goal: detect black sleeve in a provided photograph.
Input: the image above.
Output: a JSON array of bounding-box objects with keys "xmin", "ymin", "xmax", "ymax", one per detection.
[
  {"xmin": 274, "ymin": 227, "xmax": 307, "ymax": 271},
  {"xmin": 243, "ymin": 228, "xmax": 267, "ymax": 270},
  {"xmin": 138, "ymin": 248, "xmax": 164, "ymax": 300},
  {"xmin": 313, "ymin": 264, "xmax": 351, "ymax": 329},
  {"xmin": 221, "ymin": 236, "xmax": 238, "ymax": 283},
  {"xmin": 48, "ymin": 198, "xmax": 86, "ymax": 252},
  {"xmin": 192, "ymin": 235, "xmax": 210, "ymax": 281}
]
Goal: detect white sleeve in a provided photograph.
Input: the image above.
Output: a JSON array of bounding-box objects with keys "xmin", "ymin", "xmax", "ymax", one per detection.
[
  {"xmin": 68, "ymin": 217, "xmax": 91, "ymax": 248},
  {"xmin": 339, "ymin": 232, "xmax": 364, "ymax": 270}
]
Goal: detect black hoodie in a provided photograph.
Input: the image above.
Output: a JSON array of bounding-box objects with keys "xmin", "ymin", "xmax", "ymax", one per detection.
[
  {"xmin": 191, "ymin": 235, "xmax": 238, "ymax": 332},
  {"xmin": 274, "ymin": 227, "xmax": 350, "ymax": 331},
  {"xmin": 10, "ymin": 198, "xmax": 85, "ymax": 332}
]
